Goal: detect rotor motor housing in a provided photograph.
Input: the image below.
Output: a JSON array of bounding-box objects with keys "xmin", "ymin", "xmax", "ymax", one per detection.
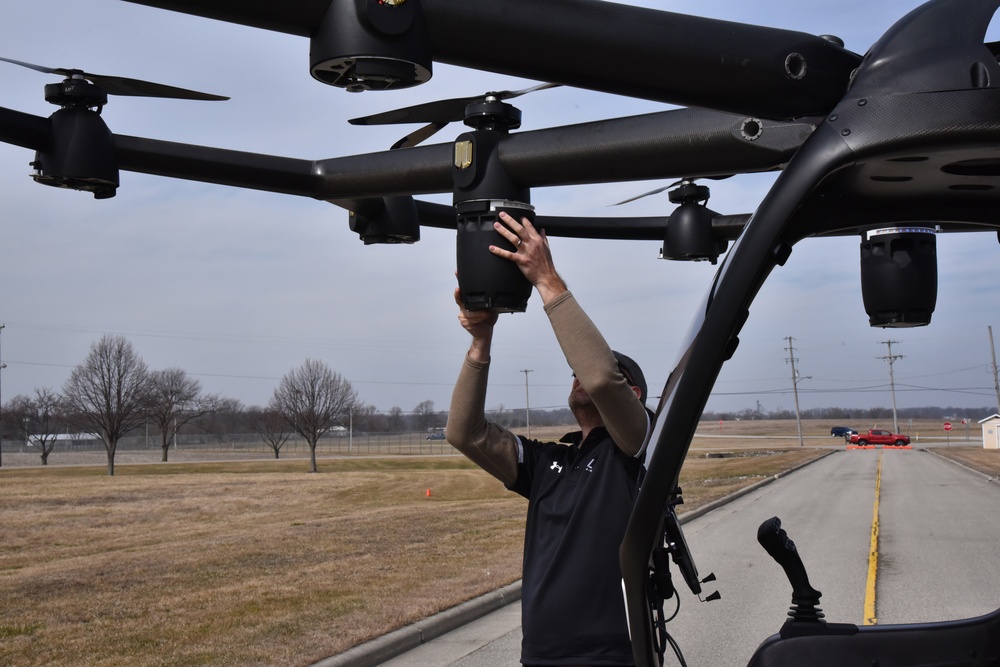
[
  {"xmin": 663, "ymin": 202, "xmax": 727, "ymax": 263},
  {"xmin": 310, "ymin": 0, "xmax": 432, "ymax": 92},
  {"xmin": 32, "ymin": 107, "xmax": 118, "ymax": 199},
  {"xmin": 453, "ymin": 129, "xmax": 533, "ymax": 313},
  {"xmin": 349, "ymin": 196, "xmax": 420, "ymax": 244},
  {"xmin": 456, "ymin": 199, "xmax": 535, "ymax": 313},
  {"xmin": 860, "ymin": 227, "xmax": 938, "ymax": 327},
  {"xmin": 662, "ymin": 182, "xmax": 727, "ymax": 263},
  {"xmin": 43, "ymin": 80, "xmax": 107, "ymax": 109}
]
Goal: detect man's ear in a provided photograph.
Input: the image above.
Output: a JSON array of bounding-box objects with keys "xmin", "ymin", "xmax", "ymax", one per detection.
[{"xmin": 630, "ymin": 385, "xmax": 642, "ymax": 401}]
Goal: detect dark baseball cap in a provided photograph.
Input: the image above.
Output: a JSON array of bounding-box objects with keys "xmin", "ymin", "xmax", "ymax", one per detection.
[{"xmin": 613, "ymin": 351, "xmax": 647, "ymax": 404}]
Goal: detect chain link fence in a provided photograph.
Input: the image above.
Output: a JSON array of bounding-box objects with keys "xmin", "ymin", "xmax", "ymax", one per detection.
[{"xmin": 0, "ymin": 430, "xmax": 459, "ymax": 464}]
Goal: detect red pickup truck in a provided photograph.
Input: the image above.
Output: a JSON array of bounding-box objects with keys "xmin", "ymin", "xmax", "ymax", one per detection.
[{"xmin": 848, "ymin": 429, "xmax": 911, "ymax": 447}]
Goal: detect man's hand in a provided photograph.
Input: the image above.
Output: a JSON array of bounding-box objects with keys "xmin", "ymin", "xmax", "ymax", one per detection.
[
  {"xmin": 455, "ymin": 288, "xmax": 497, "ymax": 362},
  {"xmin": 490, "ymin": 212, "xmax": 567, "ymax": 304}
]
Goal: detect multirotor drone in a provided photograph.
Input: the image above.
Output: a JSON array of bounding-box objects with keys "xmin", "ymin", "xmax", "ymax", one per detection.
[{"xmin": 3, "ymin": 1, "xmax": 1000, "ymax": 664}]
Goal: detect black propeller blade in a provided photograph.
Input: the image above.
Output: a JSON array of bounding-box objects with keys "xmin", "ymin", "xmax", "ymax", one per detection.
[
  {"xmin": 351, "ymin": 82, "xmax": 558, "ymax": 149},
  {"xmin": 350, "ymin": 82, "xmax": 558, "ymax": 126},
  {"xmin": 613, "ymin": 175, "xmax": 733, "ymax": 206},
  {"xmin": 0, "ymin": 56, "xmax": 228, "ymax": 101}
]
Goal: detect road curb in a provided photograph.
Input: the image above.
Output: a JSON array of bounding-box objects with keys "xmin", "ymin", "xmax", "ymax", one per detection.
[
  {"xmin": 311, "ymin": 448, "xmax": 837, "ymax": 666},
  {"xmin": 307, "ymin": 582, "xmax": 522, "ymax": 667}
]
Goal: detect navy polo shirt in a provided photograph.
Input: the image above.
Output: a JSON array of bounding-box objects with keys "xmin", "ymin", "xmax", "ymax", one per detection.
[{"xmin": 509, "ymin": 427, "xmax": 645, "ymax": 666}]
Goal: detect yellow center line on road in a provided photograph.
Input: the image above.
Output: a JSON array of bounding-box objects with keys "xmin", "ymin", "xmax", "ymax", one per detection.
[{"xmin": 864, "ymin": 450, "xmax": 882, "ymax": 625}]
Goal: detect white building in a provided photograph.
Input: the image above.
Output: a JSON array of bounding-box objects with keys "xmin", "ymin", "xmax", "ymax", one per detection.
[{"xmin": 978, "ymin": 415, "xmax": 1000, "ymax": 449}]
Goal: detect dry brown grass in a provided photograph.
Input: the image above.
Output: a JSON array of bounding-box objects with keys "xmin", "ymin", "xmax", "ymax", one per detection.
[
  {"xmin": 0, "ymin": 426, "xmax": 836, "ymax": 667},
  {"xmin": 932, "ymin": 446, "xmax": 1000, "ymax": 475},
  {"xmin": 0, "ymin": 459, "xmax": 525, "ymax": 667},
  {"xmin": 680, "ymin": 448, "xmax": 829, "ymax": 506}
]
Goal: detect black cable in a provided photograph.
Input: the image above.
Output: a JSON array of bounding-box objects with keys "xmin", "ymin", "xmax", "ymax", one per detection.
[
  {"xmin": 664, "ymin": 588, "xmax": 681, "ymax": 623},
  {"xmin": 660, "ymin": 593, "xmax": 687, "ymax": 666},
  {"xmin": 651, "ymin": 580, "xmax": 687, "ymax": 665},
  {"xmin": 665, "ymin": 629, "xmax": 689, "ymax": 667}
]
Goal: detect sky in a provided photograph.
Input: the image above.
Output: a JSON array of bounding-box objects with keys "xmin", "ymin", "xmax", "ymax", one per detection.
[{"xmin": 1, "ymin": 0, "xmax": 999, "ymax": 422}]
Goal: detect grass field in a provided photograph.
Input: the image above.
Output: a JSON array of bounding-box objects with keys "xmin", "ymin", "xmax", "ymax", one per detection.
[{"xmin": 0, "ymin": 418, "xmax": 990, "ymax": 666}]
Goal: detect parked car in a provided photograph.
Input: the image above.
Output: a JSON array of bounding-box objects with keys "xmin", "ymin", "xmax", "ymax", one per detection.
[
  {"xmin": 830, "ymin": 426, "xmax": 858, "ymax": 438},
  {"xmin": 426, "ymin": 432, "xmax": 446, "ymax": 440}
]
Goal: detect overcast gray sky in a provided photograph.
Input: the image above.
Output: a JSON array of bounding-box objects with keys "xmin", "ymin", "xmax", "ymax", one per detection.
[{"xmin": 1, "ymin": 0, "xmax": 999, "ymax": 421}]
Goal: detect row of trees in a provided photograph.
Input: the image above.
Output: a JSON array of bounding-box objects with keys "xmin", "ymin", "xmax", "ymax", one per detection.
[
  {"xmin": 0, "ymin": 335, "xmax": 449, "ymax": 475},
  {"xmin": 3, "ymin": 336, "xmax": 224, "ymax": 474},
  {"xmin": 14, "ymin": 335, "xmax": 983, "ymax": 475}
]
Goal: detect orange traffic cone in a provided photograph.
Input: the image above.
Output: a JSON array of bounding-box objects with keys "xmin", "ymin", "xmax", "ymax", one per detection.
[{"xmin": 425, "ymin": 488, "xmax": 432, "ymax": 498}]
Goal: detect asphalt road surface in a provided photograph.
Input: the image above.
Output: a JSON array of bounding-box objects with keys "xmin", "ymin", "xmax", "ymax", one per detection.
[{"xmin": 383, "ymin": 448, "xmax": 1000, "ymax": 666}]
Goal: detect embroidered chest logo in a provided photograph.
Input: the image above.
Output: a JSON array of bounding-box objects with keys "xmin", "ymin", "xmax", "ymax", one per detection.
[
  {"xmin": 585, "ymin": 458, "xmax": 596, "ymax": 473},
  {"xmin": 550, "ymin": 461, "xmax": 564, "ymax": 473}
]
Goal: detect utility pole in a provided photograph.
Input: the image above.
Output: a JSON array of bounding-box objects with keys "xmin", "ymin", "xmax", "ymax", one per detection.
[
  {"xmin": 989, "ymin": 326, "xmax": 1000, "ymax": 415},
  {"xmin": 878, "ymin": 340, "xmax": 903, "ymax": 433},
  {"xmin": 521, "ymin": 369, "xmax": 533, "ymax": 438},
  {"xmin": 784, "ymin": 336, "xmax": 809, "ymax": 447}
]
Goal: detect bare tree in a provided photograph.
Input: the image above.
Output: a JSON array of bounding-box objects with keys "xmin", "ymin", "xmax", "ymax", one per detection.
[
  {"xmin": 412, "ymin": 399, "xmax": 436, "ymax": 432},
  {"xmin": 147, "ymin": 368, "xmax": 220, "ymax": 462},
  {"xmin": 488, "ymin": 403, "xmax": 510, "ymax": 429},
  {"xmin": 7, "ymin": 388, "xmax": 66, "ymax": 465},
  {"xmin": 249, "ymin": 407, "xmax": 291, "ymax": 459},
  {"xmin": 271, "ymin": 358, "xmax": 357, "ymax": 473},
  {"xmin": 62, "ymin": 335, "xmax": 151, "ymax": 476},
  {"xmin": 192, "ymin": 397, "xmax": 244, "ymax": 446},
  {"xmin": 28, "ymin": 388, "xmax": 65, "ymax": 465},
  {"xmin": 387, "ymin": 406, "xmax": 404, "ymax": 433},
  {"xmin": 352, "ymin": 403, "xmax": 384, "ymax": 433}
]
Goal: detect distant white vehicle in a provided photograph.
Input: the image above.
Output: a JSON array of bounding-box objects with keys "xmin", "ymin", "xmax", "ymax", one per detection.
[{"xmin": 27, "ymin": 433, "xmax": 101, "ymax": 446}]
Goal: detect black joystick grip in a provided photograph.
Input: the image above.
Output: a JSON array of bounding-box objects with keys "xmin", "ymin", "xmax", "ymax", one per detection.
[{"xmin": 757, "ymin": 517, "xmax": 824, "ymax": 622}]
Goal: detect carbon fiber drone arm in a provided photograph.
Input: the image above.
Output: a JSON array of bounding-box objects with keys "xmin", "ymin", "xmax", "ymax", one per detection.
[
  {"xmin": 121, "ymin": 0, "xmax": 860, "ymax": 119},
  {"xmin": 0, "ymin": 104, "xmax": 810, "ymax": 201},
  {"xmin": 0, "ymin": 107, "xmax": 49, "ymax": 150}
]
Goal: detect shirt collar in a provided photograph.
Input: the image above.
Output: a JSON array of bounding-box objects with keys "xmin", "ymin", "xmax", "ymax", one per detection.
[{"xmin": 559, "ymin": 426, "xmax": 609, "ymax": 448}]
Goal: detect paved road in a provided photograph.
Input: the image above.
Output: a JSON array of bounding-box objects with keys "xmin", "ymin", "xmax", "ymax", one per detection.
[
  {"xmin": 372, "ymin": 448, "xmax": 1000, "ymax": 666},
  {"xmin": 378, "ymin": 604, "xmax": 522, "ymax": 667}
]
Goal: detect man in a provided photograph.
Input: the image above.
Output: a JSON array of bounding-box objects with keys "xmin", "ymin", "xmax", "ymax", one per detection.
[{"xmin": 446, "ymin": 211, "xmax": 651, "ymax": 666}]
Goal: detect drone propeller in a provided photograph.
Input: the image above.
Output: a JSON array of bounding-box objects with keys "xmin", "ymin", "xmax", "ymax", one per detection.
[
  {"xmin": 0, "ymin": 56, "xmax": 228, "ymax": 101},
  {"xmin": 0, "ymin": 56, "xmax": 226, "ymax": 200},
  {"xmin": 350, "ymin": 82, "xmax": 558, "ymax": 149},
  {"xmin": 613, "ymin": 175, "xmax": 732, "ymax": 206}
]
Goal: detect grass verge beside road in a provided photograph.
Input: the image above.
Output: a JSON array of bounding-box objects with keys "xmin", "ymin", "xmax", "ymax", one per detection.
[
  {"xmin": 3, "ymin": 445, "xmax": 828, "ymax": 666},
  {"xmin": 931, "ymin": 447, "xmax": 1000, "ymax": 475}
]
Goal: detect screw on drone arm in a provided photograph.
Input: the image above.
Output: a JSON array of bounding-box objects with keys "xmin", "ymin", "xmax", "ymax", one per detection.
[{"xmin": 757, "ymin": 516, "xmax": 825, "ymax": 622}]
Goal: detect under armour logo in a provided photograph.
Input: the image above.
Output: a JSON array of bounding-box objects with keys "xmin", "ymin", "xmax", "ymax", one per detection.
[{"xmin": 550, "ymin": 461, "xmax": 563, "ymax": 473}]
